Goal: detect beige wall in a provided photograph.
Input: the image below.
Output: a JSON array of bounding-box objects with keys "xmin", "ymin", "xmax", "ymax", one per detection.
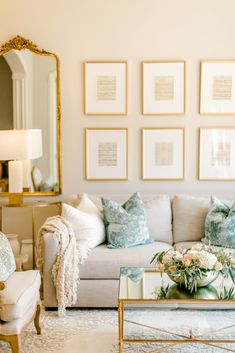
[{"xmin": 1, "ymin": 0, "xmax": 235, "ymax": 198}]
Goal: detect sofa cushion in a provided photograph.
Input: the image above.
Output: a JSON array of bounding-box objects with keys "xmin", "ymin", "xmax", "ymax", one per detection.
[
  {"xmin": 203, "ymin": 196, "xmax": 235, "ymax": 248},
  {"xmin": 0, "ymin": 270, "xmax": 41, "ymax": 321},
  {"xmin": 79, "ymin": 241, "xmax": 172, "ymax": 279},
  {"xmin": 102, "ymin": 192, "xmax": 152, "ymax": 249},
  {"xmin": 174, "ymin": 241, "xmax": 200, "ymax": 251},
  {"xmin": 172, "ymin": 195, "xmax": 210, "ymax": 243}
]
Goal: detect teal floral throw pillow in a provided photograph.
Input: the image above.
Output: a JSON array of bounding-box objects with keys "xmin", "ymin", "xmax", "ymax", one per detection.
[
  {"xmin": 0, "ymin": 232, "xmax": 16, "ymax": 281},
  {"xmin": 203, "ymin": 196, "xmax": 235, "ymax": 248},
  {"xmin": 101, "ymin": 192, "xmax": 152, "ymax": 249}
]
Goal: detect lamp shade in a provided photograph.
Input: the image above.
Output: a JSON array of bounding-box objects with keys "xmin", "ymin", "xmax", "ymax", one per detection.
[{"xmin": 0, "ymin": 129, "xmax": 42, "ymax": 160}]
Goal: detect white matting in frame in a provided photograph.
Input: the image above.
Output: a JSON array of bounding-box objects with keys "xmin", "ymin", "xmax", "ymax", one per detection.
[
  {"xmin": 84, "ymin": 62, "xmax": 127, "ymax": 115},
  {"xmin": 85, "ymin": 128, "xmax": 128, "ymax": 180},
  {"xmin": 200, "ymin": 61, "xmax": 235, "ymax": 114},
  {"xmin": 142, "ymin": 61, "xmax": 186, "ymax": 115},
  {"xmin": 199, "ymin": 127, "xmax": 235, "ymax": 180},
  {"xmin": 142, "ymin": 128, "xmax": 185, "ymax": 180}
]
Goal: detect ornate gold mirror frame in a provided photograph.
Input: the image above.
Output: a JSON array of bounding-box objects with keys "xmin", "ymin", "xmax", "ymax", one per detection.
[{"xmin": 0, "ymin": 36, "xmax": 62, "ymax": 196}]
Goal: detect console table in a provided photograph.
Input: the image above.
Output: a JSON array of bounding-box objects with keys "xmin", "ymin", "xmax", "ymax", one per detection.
[{"xmin": 0, "ymin": 201, "xmax": 61, "ymax": 267}]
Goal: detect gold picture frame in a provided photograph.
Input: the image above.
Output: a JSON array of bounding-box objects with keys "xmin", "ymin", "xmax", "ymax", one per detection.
[
  {"xmin": 199, "ymin": 127, "xmax": 235, "ymax": 180},
  {"xmin": 84, "ymin": 61, "xmax": 128, "ymax": 115},
  {"xmin": 142, "ymin": 61, "xmax": 186, "ymax": 115},
  {"xmin": 200, "ymin": 60, "xmax": 235, "ymax": 115},
  {"xmin": 142, "ymin": 127, "xmax": 185, "ymax": 180},
  {"xmin": 85, "ymin": 128, "xmax": 128, "ymax": 180}
]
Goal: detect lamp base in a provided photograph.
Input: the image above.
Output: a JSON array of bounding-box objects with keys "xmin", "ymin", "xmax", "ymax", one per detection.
[{"xmin": 8, "ymin": 193, "xmax": 23, "ymax": 206}]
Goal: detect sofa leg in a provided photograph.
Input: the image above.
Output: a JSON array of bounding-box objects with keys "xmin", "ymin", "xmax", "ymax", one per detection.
[
  {"xmin": 34, "ymin": 302, "xmax": 42, "ymax": 335},
  {"xmin": 8, "ymin": 335, "xmax": 21, "ymax": 353}
]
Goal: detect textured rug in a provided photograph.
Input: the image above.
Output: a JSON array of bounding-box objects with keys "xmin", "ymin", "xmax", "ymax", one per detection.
[{"xmin": 0, "ymin": 309, "xmax": 235, "ymax": 353}]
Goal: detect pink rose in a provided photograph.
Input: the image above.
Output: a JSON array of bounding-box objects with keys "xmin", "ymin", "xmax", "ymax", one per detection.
[
  {"xmin": 182, "ymin": 258, "xmax": 191, "ymax": 266},
  {"xmin": 184, "ymin": 254, "xmax": 193, "ymax": 261},
  {"xmin": 181, "ymin": 254, "xmax": 193, "ymax": 266},
  {"xmin": 214, "ymin": 261, "xmax": 223, "ymax": 271}
]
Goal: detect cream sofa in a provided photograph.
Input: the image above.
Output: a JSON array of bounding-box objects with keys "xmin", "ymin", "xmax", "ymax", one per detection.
[{"xmin": 43, "ymin": 194, "xmax": 230, "ymax": 308}]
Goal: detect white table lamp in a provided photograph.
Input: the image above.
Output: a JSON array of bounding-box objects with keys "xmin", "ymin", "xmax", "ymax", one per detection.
[{"xmin": 0, "ymin": 129, "xmax": 42, "ymax": 204}]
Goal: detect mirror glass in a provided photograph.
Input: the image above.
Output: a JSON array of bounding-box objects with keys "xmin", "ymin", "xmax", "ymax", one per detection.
[{"xmin": 0, "ymin": 37, "xmax": 61, "ymax": 195}]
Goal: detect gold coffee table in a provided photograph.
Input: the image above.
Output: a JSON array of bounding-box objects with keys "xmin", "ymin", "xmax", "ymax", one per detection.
[{"xmin": 118, "ymin": 267, "xmax": 235, "ymax": 353}]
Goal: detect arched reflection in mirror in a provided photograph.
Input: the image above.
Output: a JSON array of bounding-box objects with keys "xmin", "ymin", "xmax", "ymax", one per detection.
[{"xmin": 0, "ymin": 36, "xmax": 61, "ymax": 195}]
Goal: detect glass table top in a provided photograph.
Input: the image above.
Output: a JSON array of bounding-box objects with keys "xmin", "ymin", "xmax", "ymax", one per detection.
[{"xmin": 119, "ymin": 267, "xmax": 235, "ymax": 303}]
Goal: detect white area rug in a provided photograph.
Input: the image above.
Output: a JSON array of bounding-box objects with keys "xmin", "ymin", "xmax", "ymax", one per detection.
[{"xmin": 0, "ymin": 309, "xmax": 235, "ymax": 353}]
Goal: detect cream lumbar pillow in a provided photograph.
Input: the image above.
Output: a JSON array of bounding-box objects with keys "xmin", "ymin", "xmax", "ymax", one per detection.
[{"xmin": 62, "ymin": 194, "xmax": 105, "ymax": 248}]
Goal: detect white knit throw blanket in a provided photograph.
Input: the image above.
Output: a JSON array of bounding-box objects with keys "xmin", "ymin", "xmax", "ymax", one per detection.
[{"xmin": 37, "ymin": 216, "xmax": 89, "ymax": 316}]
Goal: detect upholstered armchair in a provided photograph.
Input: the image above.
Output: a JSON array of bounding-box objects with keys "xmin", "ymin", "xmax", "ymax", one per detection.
[{"xmin": 0, "ymin": 232, "xmax": 41, "ymax": 353}]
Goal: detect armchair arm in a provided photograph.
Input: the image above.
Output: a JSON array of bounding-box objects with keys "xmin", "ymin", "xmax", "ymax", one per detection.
[{"xmin": 0, "ymin": 281, "xmax": 6, "ymax": 291}]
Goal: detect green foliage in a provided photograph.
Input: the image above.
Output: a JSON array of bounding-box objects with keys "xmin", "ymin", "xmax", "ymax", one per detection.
[
  {"xmin": 219, "ymin": 286, "xmax": 235, "ymax": 300},
  {"xmin": 153, "ymin": 284, "xmax": 170, "ymax": 299},
  {"xmin": 150, "ymin": 251, "xmax": 165, "ymax": 265}
]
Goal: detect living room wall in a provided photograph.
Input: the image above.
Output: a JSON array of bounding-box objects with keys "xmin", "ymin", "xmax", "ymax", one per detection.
[{"xmin": 1, "ymin": 0, "xmax": 235, "ymax": 197}]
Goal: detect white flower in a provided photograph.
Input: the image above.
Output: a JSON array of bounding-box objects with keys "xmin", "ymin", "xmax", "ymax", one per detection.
[
  {"xmin": 194, "ymin": 250, "xmax": 217, "ymax": 270},
  {"xmin": 162, "ymin": 250, "xmax": 183, "ymax": 265}
]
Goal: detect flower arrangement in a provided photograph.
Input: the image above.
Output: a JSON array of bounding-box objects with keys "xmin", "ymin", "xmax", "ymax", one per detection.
[{"xmin": 151, "ymin": 243, "xmax": 235, "ymax": 292}]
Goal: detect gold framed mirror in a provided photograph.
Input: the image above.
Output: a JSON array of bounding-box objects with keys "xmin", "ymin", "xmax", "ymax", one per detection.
[{"xmin": 0, "ymin": 36, "xmax": 61, "ymax": 195}]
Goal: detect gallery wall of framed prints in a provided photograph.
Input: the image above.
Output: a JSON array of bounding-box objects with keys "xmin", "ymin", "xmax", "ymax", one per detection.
[
  {"xmin": 142, "ymin": 61, "xmax": 186, "ymax": 115},
  {"xmin": 199, "ymin": 127, "xmax": 235, "ymax": 181},
  {"xmin": 84, "ymin": 61, "xmax": 128, "ymax": 115},
  {"xmin": 85, "ymin": 128, "xmax": 128, "ymax": 180},
  {"xmin": 142, "ymin": 128, "xmax": 185, "ymax": 180},
  {"xmin": 83, "ymin": 58, "xmax": 235, "ymax": 183},
  {"xmin": 200, "ymin": 61, "xmax": 235, "ymax": 115}
]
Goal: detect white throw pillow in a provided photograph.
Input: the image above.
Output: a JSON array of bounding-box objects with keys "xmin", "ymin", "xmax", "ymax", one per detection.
[
  {"xmin": 62, "ymin": 196, "xmax": 105, "ymax": 248},
  {"xmin": 143, "ymin": 195, "xmax": 172, "ymax": 244}
]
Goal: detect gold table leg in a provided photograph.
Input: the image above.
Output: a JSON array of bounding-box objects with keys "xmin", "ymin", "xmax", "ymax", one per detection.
[
  {"xmin": 118, "ymin": 300, "xmax": 123, "ymax": 353},
  {"xmin": 34, "ymin": 301, "xmax": 42, "ymax": 335}
]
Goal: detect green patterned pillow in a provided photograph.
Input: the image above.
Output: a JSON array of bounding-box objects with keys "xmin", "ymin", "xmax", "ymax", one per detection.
[
  {"xmin": 101, "ymin": 192, "xmax": 152, "ymax": 249},
  {"xmin": 203, "ymin": 196, "xmax": 235, "ymax": 248},
  {"xmin": 0, "ymin": 232, "xmax": 16, "ymax": 281}
]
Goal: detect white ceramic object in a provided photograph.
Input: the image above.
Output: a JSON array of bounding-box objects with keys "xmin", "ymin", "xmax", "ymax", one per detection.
[
  {"xmin": 31, "ymin": 166, "xmax": 42, "ymax": 191},
  {"xmin": 6, "ymin": 233, "xmax": 20, "ymax": 256},
  {"xmin": 21, "ymin": 239, "xmax": 33, "ymax": 270}
]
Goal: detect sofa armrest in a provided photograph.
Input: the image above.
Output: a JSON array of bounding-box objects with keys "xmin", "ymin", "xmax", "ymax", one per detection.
[{"xmin": 43, "ymin": 232, "xmax": 59, "ymax": 307}]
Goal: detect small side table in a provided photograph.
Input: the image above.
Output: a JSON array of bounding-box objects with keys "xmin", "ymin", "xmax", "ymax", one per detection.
[{"xmin": 0, "ymin": 201, "xmax": 61, "ymax": 268}]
